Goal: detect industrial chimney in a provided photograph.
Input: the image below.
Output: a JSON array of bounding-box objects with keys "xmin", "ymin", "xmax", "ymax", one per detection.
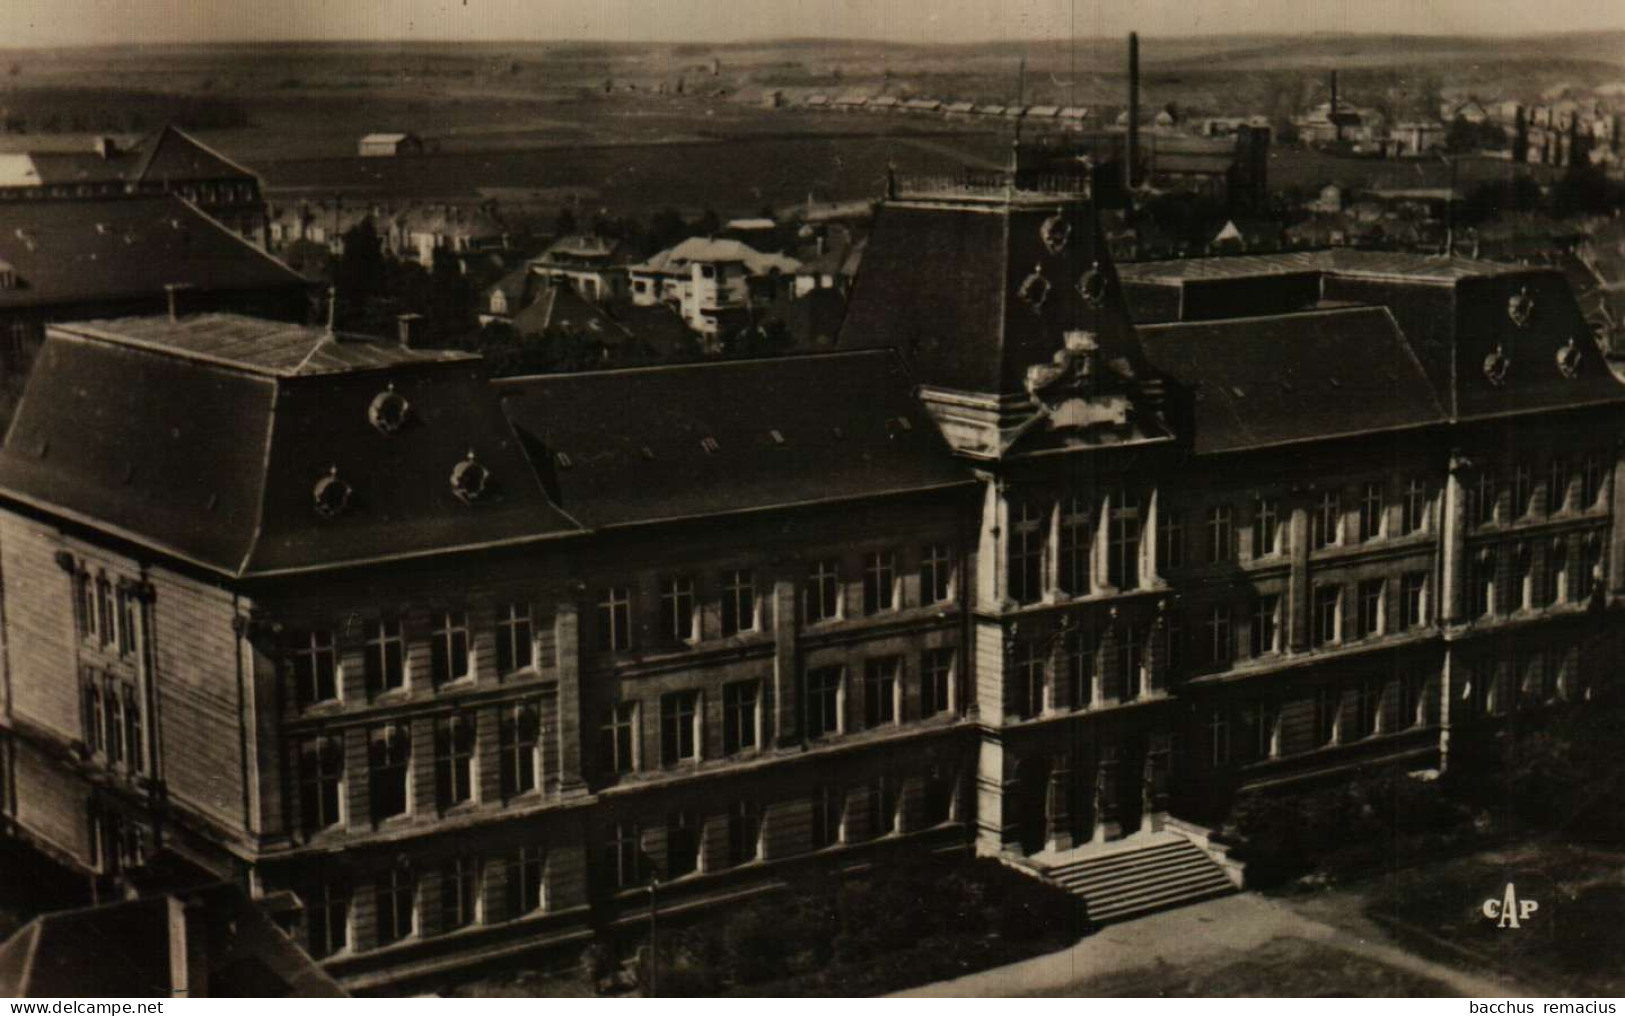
[
  {"xmin": 1330, "ymin": 70, "xmax": 1341, "ymax": 143},
  {"xmin": 1126, "ymin": 32, "xmax": 1140, "ymax": 192}
]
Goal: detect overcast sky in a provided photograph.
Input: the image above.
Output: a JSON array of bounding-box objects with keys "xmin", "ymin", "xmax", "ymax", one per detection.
[{"xmin": 8, "ymin": 0, "xmax": 1625, "ymax": 47}]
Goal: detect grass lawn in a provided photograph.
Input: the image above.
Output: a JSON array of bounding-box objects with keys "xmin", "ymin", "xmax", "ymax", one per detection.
[
  {"xmin": 1362, "ymin": 839, "xmax": 1625, "ymax": 996},
  {"xmin": 1037, "ymin": 936, "xmax": 1456, "ymax": 997}
]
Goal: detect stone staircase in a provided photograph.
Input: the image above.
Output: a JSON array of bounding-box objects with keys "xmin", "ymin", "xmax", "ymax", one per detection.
[{"xmin": 1033, "ymin": 831, "xmax": 1239, "ymax": 924}]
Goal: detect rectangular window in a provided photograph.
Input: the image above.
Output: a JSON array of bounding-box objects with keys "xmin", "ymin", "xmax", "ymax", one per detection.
[
  {"xmin": 116, "ymin": 587, "xmax": 137, "ymax": 657},
  {"xmin": 667, "ymin": 813, "xmax": 700, "ymax": 878},
  {"xmin": 1239, "ymin": 700, "xmax": 1280, "ymax": 762},
  {"xmin": 83, "ymin": 673, "xmax": 104, "ymax": 756},
  {"xmin": 1164, "ymin": 615, "xmax": 1185, "ymax": 681},
  {"xmin": 806, "ymin": 560, "xmax": 841, "ymax": 623},
  {"xmin": 369, "ymin": 723, "xmax": 411, "ymax": 822},
  {"xmin": 1253, "ymin": 498, "xmax": 1280, "ymax": 557},
  {"xmin": 1014, "ymin": 641, "xmax": 1046, "ymax": 719},
  {"xmin": 1359, "ymin": 482, "xmax": 1384, "ymax": 542},
  {"xmin": 431, "ymin": 612, "xmax": 471, "ymax": 684},
  {"xmin": 1250, "ymin": 594, "xmax": 1280, "ymax": 657},
  {"xmin": 375, "ymin": 865, "xmax": 415, "ymax": 946},
  {"xmin": 600, "ymin": 703, "xmax": 637, "ymax": 774},
  {"xmin": 1515, "ymin": 547, "xmax": 1534, "ymax": 610},
  {"xmin": 1009, "ymin": 501, "xmax": 1045, "ymax": 604},
  {"xmin": 496, "ymin": 603, "xmax": 534, "ymax": 674},
  {"xmin": 723, "ymin": 681, "xmax": 760, "ymax": 754},
  {"xmin": 506, "ymin": 847, "xmax": 547, "ymax": 917},
  {"xmin": 442, "ymin": 856, "xmax": 481, "ymax": 931},
  {"xmin": 921, "ymin": 647, "xmax": 954, "ymax": 717},
  {"xmin": 728, "ymin": 800, "xmax": 761, "ymax": 866},
  {"xmin": 75, "ymin": 572, "xmax": 97, "ymax": 643},
  {"xmin": 97, "ymin": 577, "xmax": 115, "ymax": 650},
  {"xmin": 660, "ymin": 577, "xmax": 696, "ymax": 643},
  {"xmin": 1312, "ymin": 492, "xmax": 1341, "ymax": 549},
  {"xmin": 1109, "ymin": 489, "xmax": 1142, "ymax": 588},
  {"xmin": 805, "ymin": 666, "xmax": 844, "ymax": 739},
  {"xmin": 1206, "ymin": 505, "xmax": 1234, "ymax": 564},
  {"xmin": 1472, "ymin": 550, "xmax": 1496, "ymax": 617},
  {"xmin": 105, "ymin": 678, "xmax": 124, "ymax": 766},
  {"xmin": 606, "ymin": 822, "xmax": 644, "ymax": 889},
  {"xmin": 123, "ymin": 684, "xmax": 144, "ymax": 774},
  {"xmin": 1401, "ymin": 572, "xmax": 1429, "ymax": 628},
  {"xmin": 291, "ymin": 630, "xmax": 338, "ymax": 708},
  {"xmin": 1121, "ymin": 624, "xmax": 1144, "ymax": 700},
  {"xmin": 1159, "ymin": 505, "xmax": 1186, "ymax": 571},
  {"xmin": 1066, "ymin": 630, "xmax": 1092, "ymax": 708},
  {"xmin": 1400, "ymin": 670, "xmax": 1427, "ymax": 729},
  {"xmin": 1316, "ymin": 686, "xmax": 1340, "ymax": 747},
  {"xmin": 1060, "ymin": 497, "xmax": 1094, "ymax": 593},
  {"xmin": 1204, "ymin": 604, "xmax": 1232, "ymax": 668},
  {"xmin": 1314, "ymin": 586, "xmax": 1341, "ymax": 646},
  {"xmin": 863, "ymin": 551, "xmax": 897, "ymax": 615},
  {"xmin": 434, "ymin": 714, "xmax": 476, "ymax": 810},
  {"xmin": 1209, "ymin": 708, "xmax": 1230, "ymax": 766},
  {"xmin": 864, "ymin": 657, "xmax": 900, "ymax": 727},
  {"xmin": 1512, "ymin": 464, "xmax": 1533, "ymax": 519},
  {"xmin": 308, "ymin": 880, "xmax": 350, "ymax": 959},
  {"xmin": 1581, "ymin": 454, "xmax": 1607, "ymax": 509},
  {"xmin": 660, "ymin": 691, "xmax": 700, "ymax": 766},
  {"xmin": 870, "ymin": 776, "xmax": 899, "ymax": 837},
  {"xmin": 596, "ymin": 588, "xmax": 632, "ymax": 652},
  {"xmin": 1473, "ymin": 472, "xmax": 1498, "ymax": 527},
  {"xmin": 1356, "ymin": 677, "xmax": 1382, "ymax": 738},
  {"xmin": 1403, "ymin": 479, "xmax": 1428, "ymax": 535},
  {"xmin": 499, "ymin": 702, "xmax": 541, "ymax": 797},
  {"xmin": 365, "ymin": 619, "xmax": 406, "ymax": 694},
  {"xmin": 298, "ymin": 736, "xmax": 343, "ymax": 832},
  {"xmin": 1545, "ymin": 540, "xmax": 1568, "ymax": 605},
  {"xmin": 721, "ymin": 570, "xmax": 756, "ymax": 636},
  {"xmin": 1578, "ymin": 539, "xmax": 1602, "ymax": 601},
  {"xmin": 1356, "ymin": 579, "xmax": 1385, "ymax": 638},
  {"xmin": 811, "ymin": 786, "xmax": 844, "ymax": 848},
  {"xmin": 1547, "ymin": 459, "xmax": 1569, "ymax": 514},
  {"xmin": 921, "ymin": 544, "xmax": 953, "ymax": 604}
]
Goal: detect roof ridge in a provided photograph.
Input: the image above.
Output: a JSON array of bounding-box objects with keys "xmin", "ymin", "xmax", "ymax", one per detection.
[
  {"xmin": 1137, "ymin": 304, "xmax": 1389, "ymax": 331},
  {"xmin": 493, "ymin": 347, "xmax": 900, "ymax": 384}
]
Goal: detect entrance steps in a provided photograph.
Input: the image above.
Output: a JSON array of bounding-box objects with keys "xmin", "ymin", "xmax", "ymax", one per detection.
[{"xmin": 1023, "ymin": 830, "xmax": 1239, "ymax": 925}]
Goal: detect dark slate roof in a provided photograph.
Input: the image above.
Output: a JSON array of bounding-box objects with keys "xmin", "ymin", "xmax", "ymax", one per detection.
[
  {"xmin": 495, "ymin": 351, "xmax": 970, "ymax": 529},
  {"xmin": 838, "ymin": 195, "xmax": 1151, "ymax": 396},
  {"xmin": 1118, "ymin": 249, "xmax": 1529, "ymax": 286},
  {"xmin": 129, "ymin": 125, "xmax": 258, "ymax": 184},
  {"xmin": 1139, "ymin": 307, "xmax": 1449, "ymax": 454},
  {"xmin": 0, "ymin": 315, "xmax": 579, "ymax": 578},
  {"xmin": 0, "ymin": 883, "xmax": 344, "ymax": 998},
  {"xmin": 0, "ymin": 195, "xmax": 306, "ymax": 309},
  {"xmin": 512, "ymin": 282, "xmax": 633, "ymax": 341}
]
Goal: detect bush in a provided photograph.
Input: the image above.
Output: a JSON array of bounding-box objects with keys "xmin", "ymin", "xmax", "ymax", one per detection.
[{"xmin": 631, "ymin": 927, "xmax": 720, "ymax": 997}]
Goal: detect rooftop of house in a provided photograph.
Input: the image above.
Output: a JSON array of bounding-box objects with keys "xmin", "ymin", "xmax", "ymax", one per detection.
[
  {"xmin": 0, "ymin": 882, "xmax": 344, "ymax": 998},
  {"xmin": 495, "ymin": 350, "xmax": 968, "ymax": 530},
  {"xmin": 630, "ymin": 236, "xmax": 801, "ymax": 277},
  {"xmin": 1117, "ymin": 248, "xmax": 1532, "ymax": 286},
  {"xmin": 360, "ymin": 132, "xmax": 415, "ymax": 144},
  {"xmin": 21, "ymin": 125, "xmax": 257, "ymax": 189},
  {"xmin": 534, "ymin": 233, "xmax": 630, "ymax": 266},
  {"xmin": 0, "ymin": 194, "xmax": 307, "ymax": 309}
]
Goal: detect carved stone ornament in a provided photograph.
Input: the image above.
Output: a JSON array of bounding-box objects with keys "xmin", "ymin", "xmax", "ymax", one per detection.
[
  {"xmin": 1507, "ymin": 286, "xmax": 1535, "ymax": 328},
  {"xmin": 1017, "ymin": 263, "xmax": 1051, "ymax": 312},
  {"xmin": 1039, "ymin": 212, "xmax": 1072, "ymax": 254},
  {"xmin": 368, "ymin": 384, "xmax": 411, "ymax": 435},
  {"xmin": 450, "ymin": 450, "xmax": 491, "ymax": 504},
  {"xmin": 1556, "ymin": 337, "xmax": 1582, "ymax": 379},
  {"xmin": 1025, "ymin": 330, "xmax": 1131, "ymax": 430},
  {"xmin": 312, "ymin": 466, "xmax": 352, "ymax": 518},
  {"xmin": 1077, "ymin": 261, "xmax": 1109, "ymax": 309},
  {"xmin": 1483, "ymin": 345, "xmax": 1511, "ymax": 387}
]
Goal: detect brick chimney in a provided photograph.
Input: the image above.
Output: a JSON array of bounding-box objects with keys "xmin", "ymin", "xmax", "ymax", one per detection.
[
  {"xmin": 166, "ymin": 896, "xmax": 209, "ymax": 998},
  {"xmin": 398, "ymin": 312, "xmax": 425, "ymax": 349}
]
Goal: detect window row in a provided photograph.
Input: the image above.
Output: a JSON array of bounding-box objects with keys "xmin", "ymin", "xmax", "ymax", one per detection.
[
  {"xmin": 1007, "ymin": 489, "xmax": 1145, "ymax": 604},
  {"xmin": 287, "ymin": 605, "xmax": 540, "ymax": 709},
  {"xmin": 1207, "ymin": 669, "xmax": 1434, "ymax": 767},
  {"xmin": 1006, "ymin": 624, "xmax": 1165, "ymax": 720},
  {"xmin": 81, "ymin": 668, "xmax": 145, "ymax": 775},
  {"xmin": 1457, "ymin": 644, "xmax": 1584, "ymax": 719},
  {"xmin": 296, "ymin": 703, "xmax": 548, "ymax": 834},
  {"xmin": 1463, "ymin": 538, "xmax": 1604, "ymax": 620},
  {"xmin": 72, "ymin": 570, "xmax": 140, "ymax": 658},
  {"xmin": 1463, "ymin": 455, "xmax": 1610, "ymax": 530},
  {"xmin": 597, "ymin": 547, "xmax": 958, "ymax": 653}
]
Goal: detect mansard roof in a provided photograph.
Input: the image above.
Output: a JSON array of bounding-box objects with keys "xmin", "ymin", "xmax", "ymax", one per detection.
[
  {"xmin": 1138, "ymin": 306, "xmax": 1448, "ymax": 454},
  {"xmin": 837, "ymin": 189, "xmax": 1152, "ymax": 398},
  {"xmin": 0, "ymin": 315, "xmax": 577, "ymax": 578},
  {"xmin": 495, "ymin": 351, "xmax": 970, "ymax": 529}
]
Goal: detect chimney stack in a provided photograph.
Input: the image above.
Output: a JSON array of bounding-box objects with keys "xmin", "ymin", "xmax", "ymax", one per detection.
[
  {"xmin": 325, "ymin": 286, "xmax": 337, "ymax": 337},
  {"xmin": 163, "ymin": 282, "xmax": 193, "ymax": 322},
  {"xmin": 1126, "ymin": 32, "xmax": 1140, "ymax": 192},
  {"xmin": 93, "ymin": 136, "xmax": 118, "ymax": 160},
  {"xmin": 397, "ymin": 312, "xmax": 425, "ymax": 349}
]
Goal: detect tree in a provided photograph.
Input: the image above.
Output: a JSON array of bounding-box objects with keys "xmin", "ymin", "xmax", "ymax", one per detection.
[
  {"xmin": 694, "ymin": 207, "xmax": 722, "ymax": 236},
  {"xmin": 1446, "ymin": 116, "xmax": 1480, "ymax": 154},
  {"xmin": 333, "ymin": 218, "xmax": 386, "ymax": 321},
  {"xmin": 555, "ymin": 205, "xmax": 578, "ymax": 236}
]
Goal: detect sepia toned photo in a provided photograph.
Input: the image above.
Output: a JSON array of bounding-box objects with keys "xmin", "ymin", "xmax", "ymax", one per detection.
[{"xmin": 0, "ymin": 0, "xmax": 1623, "ymax": 1000}]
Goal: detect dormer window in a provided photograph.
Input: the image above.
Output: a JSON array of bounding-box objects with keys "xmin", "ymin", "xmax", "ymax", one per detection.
[
  {"xmin": 450, "ymin": 451, "xmax": 491, "ymax": 504},
  {"xmin": 367, "ymin": 386, "xmax": 410, "ymax": 435},
  {"xmin": 701, "ymin": 436, "xmax": 720, "ymax": 455},
  {"xmin": 313, "ymin": 467, "xmax": 352, "ymax": 518}
]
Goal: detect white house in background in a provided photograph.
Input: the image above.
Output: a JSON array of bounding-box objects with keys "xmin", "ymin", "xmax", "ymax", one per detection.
[
  {"xmin": 529, "ymin": 234, "xmax": 633, "ymax": 303},
  {"xmin": 628, "ymin": 236, "xmax": 800, "ymax": 335},
  {"xmin": 358, "ymin": 133, "xmax": 425, "ymax": 157}
]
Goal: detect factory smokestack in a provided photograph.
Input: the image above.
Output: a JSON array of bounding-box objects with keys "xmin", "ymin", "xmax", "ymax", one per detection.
[{"xmin": 1126, "ymin": 31, "xmax": 1140, "ymax": 191}]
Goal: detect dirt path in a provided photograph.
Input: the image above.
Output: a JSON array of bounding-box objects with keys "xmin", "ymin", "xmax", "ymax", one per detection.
[{"xmin": 896, "ymin": 892, "xmax": 1536, "ymax": 997}]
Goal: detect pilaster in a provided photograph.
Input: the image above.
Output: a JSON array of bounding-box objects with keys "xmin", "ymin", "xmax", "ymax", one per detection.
[
  {"xmin": 1287, "ymin": 505, "xmax": 1310, "ymax": 651},
  {"xmin": 553, "ymin": 601, "xmax": 586, "ymax": 795},
  {"xmin": 771, "ymin": 576, "xmax": 800, "ymax": 747},
  {"xmin": 1442, "ymin": 455, "xmax": 1469, "ymax": 624}
]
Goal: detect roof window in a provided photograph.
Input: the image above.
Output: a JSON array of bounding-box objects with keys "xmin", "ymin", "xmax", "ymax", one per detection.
[
  {"xmin": 701, "ymin": 436, "xmax": 721, "ymax": 455},
  {"xmin": 769, "ymin": 429, "xmax": 785, "ymax": 445},
  {"xmin": 450, "ymin": 451, "xmax": 491, "ymax": 504},
  {"xmin": 312, "ymin": 467, "xmax": 352, "ymax": 518},
  {"xmin": 367, "ymin": 385, "xmax": 411, "ymax": 435}
]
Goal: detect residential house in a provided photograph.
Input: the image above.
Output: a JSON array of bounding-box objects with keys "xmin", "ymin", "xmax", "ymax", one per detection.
[
  {"xmin": 627, "ymin": 236, "xmax": 801, "ymax": 336},
  {"xmin": 529, "ymin": 235, "xmax": 632, "ymax": 304},
  {"xmin": 358, "ymin": 134, "xmax": 425, "ymax": 158}
]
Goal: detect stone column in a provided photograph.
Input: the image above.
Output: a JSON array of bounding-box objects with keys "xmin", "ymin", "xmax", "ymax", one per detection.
[
  {"xmin": 1047, "ymin": 625, "xmax": 1071, "ymax": 713},
  {"xmin": 771, "ymin": 575, "xmax": 800, "ymax": 746},
  {"xmin": 974, "ymin": 735, "xmax": 1017, "ymax": 855},
  {"xmin": 1287, "ymin": 505, "xmax": 1311, "ymax": 651},
  {"xmin": 1441, "ymin": 455, "xmax": 1469, "ymax": 624},
  {"xmin": 553, "ymin": 601, "xmax": 586, "ymax": 796}
]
